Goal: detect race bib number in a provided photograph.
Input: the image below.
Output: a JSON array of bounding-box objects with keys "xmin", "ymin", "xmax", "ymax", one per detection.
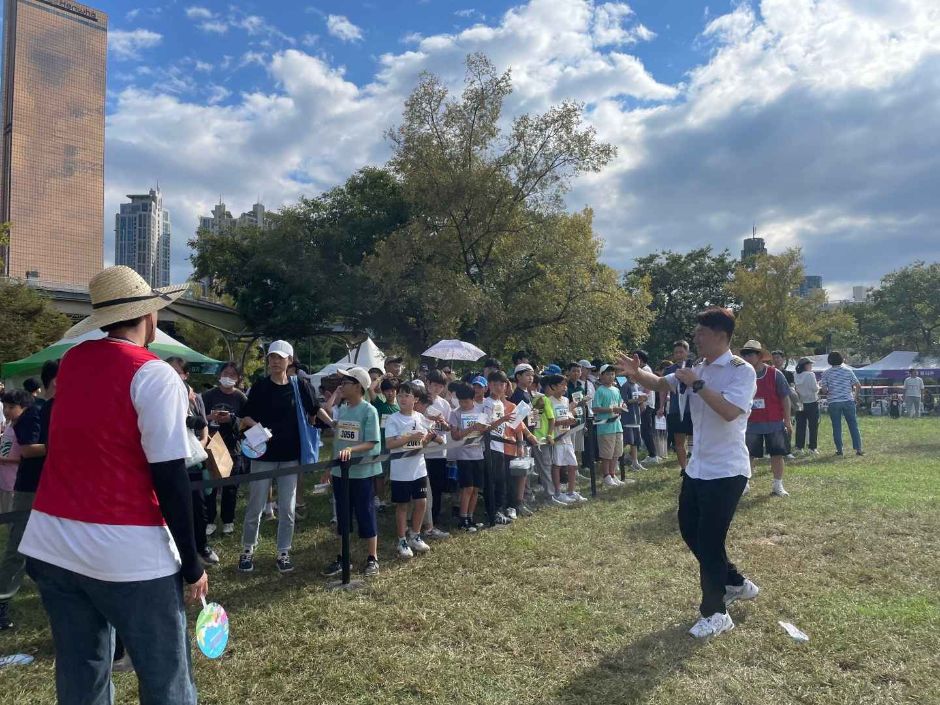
[
  {"xmin": 528, "ymin": 408, "xmax": 540, "ymax": 428},
  {"xmin": 380, "ymin": 414, "xmax": 389, "ymax": 429},
  {"xmin": 405, "ymin": 436, "xmax": 423, "ymax": 450},
  {"xmin": 572, "ymin": 391, "xmax": 584, "ymax": 404},
  {"xmin": 494, "ymin": 422, "xmax": 508, "ymax": 438},
  {"xmin": 337, "ymin": 420, "xmax": 361, "ymax": 442},
  {"xmin": 752, "ymin": 398, "xmax": 766, "ymax": 410},
  {"xmin": 553, "ymin": 403, "xmax": 569, "ymax": 418},
  {"xmin": 461, "ymin": 413, "xmax": 480, "ymax": 430}
]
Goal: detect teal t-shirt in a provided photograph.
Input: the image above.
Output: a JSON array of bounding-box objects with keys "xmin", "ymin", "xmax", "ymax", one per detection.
[
  {"xmin": 592, "ymin": 385, "xmax": 623, "ymax": 435},
  {"xmin": 332, "ymin": 401, "xmax": 382, "ymax": 479}
]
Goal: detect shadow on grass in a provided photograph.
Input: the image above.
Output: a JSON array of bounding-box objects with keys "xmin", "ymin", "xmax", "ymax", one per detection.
[{"xmin": 552, "ymin": 623, "xmax": 699, "ymax": 705}]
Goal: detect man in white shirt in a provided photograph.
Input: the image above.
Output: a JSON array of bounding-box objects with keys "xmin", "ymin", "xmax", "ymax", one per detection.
[
  {"xmin": 619, "ymin": 307, "xmax": 759, "ymax": 639},
  {"xmin": 903, "ymin": 369, "xmax": 925, "ymax": 418}
]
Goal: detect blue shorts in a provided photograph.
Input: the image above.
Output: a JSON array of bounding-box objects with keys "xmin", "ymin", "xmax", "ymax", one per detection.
[{"xmin": 331, "ymin": 476, "xmax": 377, "ymax": 539}]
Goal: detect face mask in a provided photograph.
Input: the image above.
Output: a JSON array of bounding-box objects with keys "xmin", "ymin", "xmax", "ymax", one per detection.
[{"xmin": 219, "ymin": 376, "xmax": 237, "ymax": 388}]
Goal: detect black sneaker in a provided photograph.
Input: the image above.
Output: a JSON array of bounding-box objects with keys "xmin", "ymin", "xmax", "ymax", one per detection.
[
  {"xmin": 200, "ymin": 547, "xmax": 220, "ymax": 565},
  {"xmin": 458, "ymin": 519, "xmax": 477, "ymax": 533},
  {"xmin": 237, "ymin": 551, "xmax": 254, "ymax": 573},
  {"xmin": 363, "ymin": 556, "xmax": 379, "ymax": 577},
  {"xmin": 322, "ymin": 555, "xmax": 343, "ymax": 577},
  {"xmin": 855, "ymin": 450, "xmax": 864, "ymax": 456},
  {"xmin": 276, "ymin": 552, "xmax": 295, "ymax": 574},
  {"xmin": 0, "ymin": 602, "xmax": 12, "ymax": 630}
]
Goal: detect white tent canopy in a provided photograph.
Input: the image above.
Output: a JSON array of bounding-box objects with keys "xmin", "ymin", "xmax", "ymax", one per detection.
[
  {"xmin": 337, "ymin": 337, "xmax": 386, "ymax": 370},
  {"xmin": 309, "ymin": 338, "xmax": 387, "ymax": 393}
]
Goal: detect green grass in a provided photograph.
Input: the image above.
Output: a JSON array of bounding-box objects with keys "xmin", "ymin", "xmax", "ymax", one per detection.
[{"xmin": 3, "ymin": 417, "xmax": 939, "ymax": 704}]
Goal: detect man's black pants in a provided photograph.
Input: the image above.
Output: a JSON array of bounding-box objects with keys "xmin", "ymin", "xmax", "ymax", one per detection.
[
  {"xmin": 640, "ymin": 406, "xmax": 657, "ymax": 457},
  {"xmin": 678, "ymin": 473, "xmax": 747, "ymax": 617}
]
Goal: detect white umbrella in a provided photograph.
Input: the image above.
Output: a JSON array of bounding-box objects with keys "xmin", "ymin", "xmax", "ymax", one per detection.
[{"xmin": 422, "ymin": 339, "xmax": 486, "ymax": 362}]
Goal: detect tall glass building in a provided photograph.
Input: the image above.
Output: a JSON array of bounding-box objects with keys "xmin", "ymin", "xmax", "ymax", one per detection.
[
  {"xmin": 115, "ymin": 188, "xmax": 171, "ymax": 289},
  {"xmin": 0, "ymin": 0, "xmax": 107, "ymax": 288}
]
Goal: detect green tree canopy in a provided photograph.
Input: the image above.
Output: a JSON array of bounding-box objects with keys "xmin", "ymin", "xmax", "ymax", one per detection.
[
  {"xmin": 868, "ymin": 261, "xmax": 940, "ymax": 354},
  {"xmin": 624, "ymin": 247, "xmax": 737, "ymax": 363},
  {"xmin": 728, "ymin": 249, "xmax": 855, "ymax": 356},
  {"xmin": 0, "ymin": 279, "xmax": 70, "ymax": 366}
]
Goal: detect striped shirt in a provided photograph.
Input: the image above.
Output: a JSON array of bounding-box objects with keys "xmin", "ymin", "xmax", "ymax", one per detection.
[{"xmin": 820, "ymin": 365, "xmax": 859, "ymax": 402}]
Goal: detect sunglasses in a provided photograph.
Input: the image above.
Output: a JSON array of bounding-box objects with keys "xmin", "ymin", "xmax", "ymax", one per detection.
[{"xmin": 741, "ymin": 350, "xmax": 760, "ymax": 357}]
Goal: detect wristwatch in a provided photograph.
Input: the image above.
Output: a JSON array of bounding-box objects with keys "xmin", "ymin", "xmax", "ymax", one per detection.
[{"xmin": 692, "ymin": 380, "xmax": 705, "ymax": 393}]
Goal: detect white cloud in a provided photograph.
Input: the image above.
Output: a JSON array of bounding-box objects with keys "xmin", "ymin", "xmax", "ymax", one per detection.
[
  {"xmin": 194, "ymin": 61, "xmax": 213, "ymax": 73},
  {"xmin": 326, "ymin": 15, "xmax": 364, "ymax": 42},
  {"xmin": 302, "ymin": 33, "xmax": 319, "ymax": 47},
  {"xmin": 108, "ymin": 29, "xmax": 163, "ymax": 60},
  {"xmin": 199, "ymin": 21, "xmax": 228, "ymax": 34},
  {"xmin": 185, "ymin": 6, "xmax": 213, "ymax": 20},
  {"xmin": 103, "ymin": 0, "xmax": 940, "ymax": 288},
  {"xmin": 206, "ymin": 84, "xmax": 231, "ymax": 104}
]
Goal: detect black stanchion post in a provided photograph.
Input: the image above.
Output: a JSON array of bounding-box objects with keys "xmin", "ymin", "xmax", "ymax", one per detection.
[
  {"xmin": 483, "ymin": 433, "xmax": 496, "ymax": 527},
  {"xmin": 328, "ymin": 457, "xmax": 363, "ymax": 591},
  {"xmin": 589, "ymin": 422, "xmax": 597, "ymax": 498},
  {"xmin": 340, "ymin": 458, "xmax": 352, "ymax": 585}
]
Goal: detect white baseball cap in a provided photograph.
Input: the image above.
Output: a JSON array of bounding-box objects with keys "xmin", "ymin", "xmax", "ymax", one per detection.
[
  {"xmin": 578, "ymin": 359, "xmax": 595, "ymax": 369},
  {"xmin": 598, "ymin": 364, "xmax": 616, "ymax": 374},
  {"xmin": 513, "ymin": 363, "xmax": 534, "ymax": 375},
  {"xmin": 267, "ymin": 340, "xmax": 294, "ymax": 358},
  {"xmin": 337, "ymin": 366, "xmax": 372, "ymax": 392}
]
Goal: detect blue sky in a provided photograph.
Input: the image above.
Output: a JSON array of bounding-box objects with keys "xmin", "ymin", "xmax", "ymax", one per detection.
[{"xmin": 89, "ymin": 0, "xmax": 940, "ymax": 298}]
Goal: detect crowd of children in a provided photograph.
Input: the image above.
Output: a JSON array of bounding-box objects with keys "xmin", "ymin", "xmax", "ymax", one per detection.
[{"xmin": 307, "ymin": 351, "xmax": 683, "ymax": 577}]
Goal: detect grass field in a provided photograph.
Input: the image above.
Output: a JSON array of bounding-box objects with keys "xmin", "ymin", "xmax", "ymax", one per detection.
[{"xmin": 3, "ymin": 416, "xmax": 939, "ymax": 704}]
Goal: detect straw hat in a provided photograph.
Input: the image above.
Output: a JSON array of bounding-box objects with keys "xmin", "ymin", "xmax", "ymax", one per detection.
[{"xmin": 65, "ymin": 266, "xmax": 187, "ymax": 338}]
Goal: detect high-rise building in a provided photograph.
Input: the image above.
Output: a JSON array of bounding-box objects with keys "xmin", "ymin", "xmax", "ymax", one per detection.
[
  {"xmin": 198, "ymin": 199, "xmax": 271, "ymax": 234},
  {"xmin": 741, "ymin": 226, "xmax": 767, "ymax": 263},
  {"xmin": 799, "ymin": 275, "xmax": 823, "ymax": 297},
  {"xmin": 115, "ymin": 188, "xmax": 171, "ymax": 288},
  {"xmin": 853, "ymin": 285, "xmax": 868, "ymax": 303},
  {"xmin": 0, "ymin": 0, "xmax": 108, "ymax": 288}
]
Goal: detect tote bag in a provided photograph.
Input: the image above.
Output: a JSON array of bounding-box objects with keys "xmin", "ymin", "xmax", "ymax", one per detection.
[{"xmin": 290, "ymin": 376, "xmax": 321, "ymax": 465}]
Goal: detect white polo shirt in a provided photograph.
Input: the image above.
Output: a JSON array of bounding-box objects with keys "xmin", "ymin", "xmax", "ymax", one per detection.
[{"xmin": 665, "ymin": 350, "xmax": 756, "ymax": 480}]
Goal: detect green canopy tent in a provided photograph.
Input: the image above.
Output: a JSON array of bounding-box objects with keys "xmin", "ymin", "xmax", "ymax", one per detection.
[{"xmin": 1, "ymin": 328, "xmax": 221, "ymax": 381}]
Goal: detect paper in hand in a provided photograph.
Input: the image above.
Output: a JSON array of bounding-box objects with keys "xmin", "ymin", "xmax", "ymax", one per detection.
[
  {"xmin": 510, "ymin": 401, "xmax": 531, "ymax": 429},
  {"xmin": 244, "ymin": 424, "xmax": 272, "ymax": 448}
]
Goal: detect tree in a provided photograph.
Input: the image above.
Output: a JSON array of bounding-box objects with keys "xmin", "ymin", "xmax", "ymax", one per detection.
[
  {"xmin": 624, "ymin": 247, "xmax": 738, "ymax": 362},
  {"xmin": 0, "ymin": 222, "xmax": 8, "ymax": 272},
  {"xmin": 867, "ymin": 261, "xmax": 940, "ymax": 354},
  {"xmin": 375, "ymin": 53, "xmax": 641, "ymax": 359},
  {"xmin": 190, "ymin": 167, "xmax": 410, "ymax": 339},
  {"xmin": 727, "ymin": 249, "xmax": 855, "ymax": 355},
  {"xmin": 0, "ymin": 278, "xmax": 70, "ymax": 365}
]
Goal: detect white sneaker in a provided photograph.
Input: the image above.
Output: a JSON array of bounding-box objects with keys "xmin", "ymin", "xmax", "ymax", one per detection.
[
  {"xmin": 396, "ymin": 538, "xmax": 414, "ymax": 559},
  {"xmin": 407, "ymin": 534, "xmax": 431, "ymax": 553},
  {"xmin": 222, "ymin": 523, "xmax": 235, "ymax": 535},
  {"xmin": 742, "ymin": 481, "xmax": 751, "ymax": 495},
  {"xmin": 631, "ymin": 462, "xmax": 647, "ymax": 472},
  {"xmin": 771, "ymin": 483, "xmax": 790, "ymax": 497},
  {"xmin": 424, "ymin": 527, "xmax": 450, "ymax": 540},
  {"xmin": 554, "ymin": 493, "xmax": 574, "ymax": 505},
  {"xmin": 550, "ymin": 494, "xmax": 569, "ymax": 506},
  {"xmin": 569, "ymin": 491, "xmax": 588, "ymax": 503},
  {"xmin": 689, "ymin": 612, "xmax": 734, "ymax": 639},
  {"xmin": 506, "ymin": 508, "xmax": 517, "ymax": 520},
  {"xmin": 809, "ymin": 449, "xmax": 819, "ymax": 456},
  {"xmin": 205, "ymin": 523, "xmax": 217, "ymax": 537},
  {"xmin": 645, "ymin": 456, "xmax": 661, "ymax": 465},
  {"xmin": 603, "ymin": 475, "xmax": 616, "ymax": 487},
  {"xmin": 786, "ymin": 453, "xmax": 796, "ymax": 460},
  {"xmin": 725, "ymin": 578, "xmax": 760, "ymax": 605}
]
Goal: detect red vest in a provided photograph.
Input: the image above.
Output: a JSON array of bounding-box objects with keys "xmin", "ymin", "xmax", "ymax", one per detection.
[
  {"xmin": 33, "ymin": 339, "xmax": 166, "ymax": 526},
  {"xmin": 750, "ymin": 366, "xmax": 785, "ymax": 424}
]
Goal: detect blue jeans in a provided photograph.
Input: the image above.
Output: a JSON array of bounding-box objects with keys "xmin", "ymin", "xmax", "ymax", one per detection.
[
  {"xmin": 828, "ymin": 401, "xmax": 862, "ymax": 453},
  {"xmin": 26, "ymin": 558, "xmax": 196, "ymax": 705}
]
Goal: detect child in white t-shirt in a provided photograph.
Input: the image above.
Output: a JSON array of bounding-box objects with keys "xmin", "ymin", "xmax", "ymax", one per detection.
[
  {"xmin": 384, "ymin": 383, "xmax": 443, "ymax": 558},
  {"xmin": 546, "ymin": 379, "xmax": 585, "ymax": 505}
]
